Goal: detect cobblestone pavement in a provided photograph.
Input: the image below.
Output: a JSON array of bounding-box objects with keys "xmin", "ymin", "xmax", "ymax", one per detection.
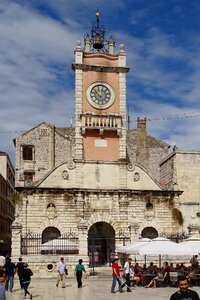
[{"xmin": 5, "ymin": 277, "xmax": 200, "ymax": 300}]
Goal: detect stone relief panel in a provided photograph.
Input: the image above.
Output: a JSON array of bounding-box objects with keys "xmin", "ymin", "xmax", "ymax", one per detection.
[
  {"xmin": 62, "ymin": 170, "xmax": 69, "ymax": 180},
  {"xmin": 46, "ymin": 203, "xmax": 57, "ymax": 220},
  {"xmin": 144, "ymin": 201, "xmax": 155, "ymax": 221},
  {"xmin": 133, "ymin": 172, "xmax": 140, "ymax": 182}
]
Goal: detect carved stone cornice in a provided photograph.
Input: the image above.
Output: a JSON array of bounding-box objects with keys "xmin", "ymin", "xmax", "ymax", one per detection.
[{"xmin": 72, "ymin": 63, "xmax": 129, "ymax": 73}]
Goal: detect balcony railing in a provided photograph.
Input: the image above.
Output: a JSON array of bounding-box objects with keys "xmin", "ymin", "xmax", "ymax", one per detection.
[{"xmin": 80, "ymin": 113, "xmax": 122, "ymax": 136}]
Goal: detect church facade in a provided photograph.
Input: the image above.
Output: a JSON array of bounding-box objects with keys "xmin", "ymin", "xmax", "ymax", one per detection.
[{"xmin": 11, "ymin": 13, "xmax": 200, "ymax": 276}]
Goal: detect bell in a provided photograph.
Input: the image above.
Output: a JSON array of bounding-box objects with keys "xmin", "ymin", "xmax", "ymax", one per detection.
[{"xmin": 93, "ymin": 34, "xmax": 104, "ymax": 49}]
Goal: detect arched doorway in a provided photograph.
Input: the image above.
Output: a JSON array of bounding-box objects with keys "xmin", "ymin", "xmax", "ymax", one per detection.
[
  {"xmin": 88, "ymin": 222, "xmax": 115, "ymax": 266},
  {"xmin": 141, "ymin": 226, "xmax": 158, "ymax": 239}
]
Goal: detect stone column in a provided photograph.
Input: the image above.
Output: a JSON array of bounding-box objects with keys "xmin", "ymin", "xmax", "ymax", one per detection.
[
  {"xmin": 118, "ymin": 44, "xmax": 128, "ymax": 160},
  {"xmin": 11, "ymin": 222, "xmax": 22, "ymax": 257},
  {"xmin": 74, "ymin": 40, "xmax": 83, "ymax": 160},
  {"xmin": 77, "ymin": 219, "xmax": 88, "ymax": 256}
]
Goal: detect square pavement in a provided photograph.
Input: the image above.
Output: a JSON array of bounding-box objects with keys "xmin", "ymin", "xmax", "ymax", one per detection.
[{"xmin": 5, "ymin": 277, "xmax": 200, "ymax": 300}]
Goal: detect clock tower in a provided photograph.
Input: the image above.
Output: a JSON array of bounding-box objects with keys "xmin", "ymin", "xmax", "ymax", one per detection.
[{"xmin": 72, "ymin": 12, "xmax": 129, "ymax": 162}]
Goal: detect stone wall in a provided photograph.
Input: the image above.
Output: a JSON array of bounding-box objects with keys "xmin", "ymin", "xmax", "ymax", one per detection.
[
  {"xmin": 160, "ymin": 152, "xmax": 175, "ymax": 190},
  {"xmin": 55, "ymin": 128, "xmax": 75, "ymax": 166},
  {"xmin": 15, "ymin": 124, "xmax": 75, "ymax": 186},
  {"xmin": 127, "ymin": 128, "xmax": 169, "ymax": 182},
  {"xmin": 16, "ymin": 189, "xmax": 178, "ymax": 245},
  {"xmin": 160, "ymin": 149, "xmax": 200, "ymax": 234},
  {"xmin": 15, "ymin": 118, "xmax": 170, "ymax": 189}
]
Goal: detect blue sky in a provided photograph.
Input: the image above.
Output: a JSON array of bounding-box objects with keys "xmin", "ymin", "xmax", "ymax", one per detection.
[{"xmin": 1, "ymin": 0, "xmax": 200, "ymax": 164}]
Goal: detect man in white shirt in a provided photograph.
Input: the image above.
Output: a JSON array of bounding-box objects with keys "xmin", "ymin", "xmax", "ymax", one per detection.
[
  {"xmin": 121, "ymin": 258, "xmax": 132, "ymax": 292},
  {"xmin": 56, "ymin": 257, "xmax": 66, "ymax": 288}
]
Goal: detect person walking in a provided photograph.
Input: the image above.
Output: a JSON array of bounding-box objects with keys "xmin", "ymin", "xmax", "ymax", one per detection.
[
  {"xmin": 75, "ymin": 259, "xmax": 86, "ymax": 288},
  {"xmin": 170, "ymin": 275, "xmax": 199, "ymax": 300},
  {"xmin": 4, "ymin": 257, "xmax": 16, "ymax": 293},
  {"xmin": 16, "ymin": 257, "xmax": 25, "ymax": 289},
  {"xmin": 0, "ymin": 269, "xmax": 6, "ymax": 300},
  {"xmin": 121, "ymin": 258, "xmax": 132, "ymax": 292},
  {"xmin": 111, "ymin": 257, "xmax": 123, "ymax": 293},
  {"xmin": 21, "ymin": 263, "xmax": 33, "ymax": 299},
  {"xmin": 56, "ymin": 257, "xmax": 67, "ymax": 288}
]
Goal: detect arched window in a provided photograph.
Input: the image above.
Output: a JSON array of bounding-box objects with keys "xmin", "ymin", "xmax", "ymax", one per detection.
[
  {"xmin": 141, "ymin": 227, "xmax": 158, "ymax": 239},
  {"xmin": 42, "ymin": 227, "xmax": 61, "ymax": 244}
]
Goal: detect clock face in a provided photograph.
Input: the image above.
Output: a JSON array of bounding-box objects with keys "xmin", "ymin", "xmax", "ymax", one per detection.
[
  {"xmin": 90, "ymin": 84, "xmax": 111, "ymax": 106},
  {"xmin": 86, "ymin": 82, "xmax": 115, "ymax": 109}
]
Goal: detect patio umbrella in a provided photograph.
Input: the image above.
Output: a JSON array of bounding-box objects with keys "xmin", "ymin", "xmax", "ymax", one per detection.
[
  {"xmin": 117, "ymin": 238, "xmax": 151, "ymax": 254},
  {"xmin": 179, "ymin": 236, "xmax": 200, "ymax": 254},
  {"xmin": 138, "ymin": 237, "xmax": 197, "ymax": 268},
  {"xmin": 138, "ymin": 237, "xmax": 196, "ymax": 256}
]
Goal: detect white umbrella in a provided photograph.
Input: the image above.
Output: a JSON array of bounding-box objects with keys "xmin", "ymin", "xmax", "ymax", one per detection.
[
  {"xmin": 139, "ymin": 237, "xmax": 196, "ymax": 256},
  {"xmin": 40, "ymin": 238, "xmax": 78, "ymax": 251},
  {"xmin": 117, "ymin": 238, "xmax": 151, "ymax": 254},
  {"xmin": 184, "ymin": 236, "xmax": 200, "ymax": 241},
  {"xmin": 179, "ymin": 236, "xmax": 200, "ymax": 254}
]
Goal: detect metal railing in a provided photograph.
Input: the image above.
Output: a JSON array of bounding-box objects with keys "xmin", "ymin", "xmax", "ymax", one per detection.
[
  {"xmin": 21, "ymin": 233, "xmax": 79, "ymax": 255},
  {"xmin": 81, "ymin": 113, "xmax": 122, "ymax": 135}
]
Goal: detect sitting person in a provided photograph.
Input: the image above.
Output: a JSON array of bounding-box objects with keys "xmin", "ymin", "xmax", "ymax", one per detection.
[
  {"xmin": 180, "ymin": 263, "xmax": 186, "ymax": 273},
  {"xmin": 145, "ymin": 267, "xmax": 166, "ymax": 288},
  {"xmin": 163, "ymin": 261, "xmax": 172, "ymax": 284},
  {"xmin": 175, "ymin": 263, "xmax": 181, "ymax": 273},
  {"xmin": 142, "ymin": 263, "xmax": 148, "ymax": 274},
  {"xmin": 182, "ymin": 266, "xmax": 189, "ymax": 277},
  {"xmin": 130, "ymin": 264, "xmax": 140, "ymax": 286},
  {"xmin": 170, "ymin": 263, "xmax": 175, "ymax": 271},
  {"xmin": 186, "ymin": 266, "xmax": 194, "ymax": 282},
  {"xmin": 147, "ymin": 262, "xmax": 154, "ymax": 274},
  {"xmin": 134, "ymin": 263, "xmax": 142, "ymax": 273}
]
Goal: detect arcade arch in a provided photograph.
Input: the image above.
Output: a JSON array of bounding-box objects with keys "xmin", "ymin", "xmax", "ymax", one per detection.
[{"xmin": 88, "ymin": 222, "xmax": 115, "ymax": 266}]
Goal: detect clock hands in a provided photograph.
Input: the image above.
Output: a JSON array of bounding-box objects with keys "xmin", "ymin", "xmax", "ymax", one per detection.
[
  {"xmin": 96, "ymin": 85, "xmax": 103, "ymax": 97},
  {"xmin": 88, "ymin": 83, "xmax": 114, "ymax": 108}
]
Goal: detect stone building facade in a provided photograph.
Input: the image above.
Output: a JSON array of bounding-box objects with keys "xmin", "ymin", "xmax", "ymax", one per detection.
[
  {"xmin": 160, "ymin": 149, "xmax": 200, "ymax": 237},
  {"xmin": 0, "ymin": 151, "xmax": 15, "ymax": 255},
  {"xmin": 11, "ymin": 13, "xmax": 199, "ymax": 276}
]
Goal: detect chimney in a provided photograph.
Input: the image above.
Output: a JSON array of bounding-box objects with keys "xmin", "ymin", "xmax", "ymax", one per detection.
[
  {"xmin": 136, "ymin": 117, "xmax": 148, "ymax": 170},
  {"xmin": 137, "ymin": 117, "xmax": 147, "ymax": 132}
]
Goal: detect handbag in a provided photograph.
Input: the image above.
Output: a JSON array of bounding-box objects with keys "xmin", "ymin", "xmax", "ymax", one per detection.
[{"xmin": 65, "ymin": 268, "xmax": 68, "ymax": 275}]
